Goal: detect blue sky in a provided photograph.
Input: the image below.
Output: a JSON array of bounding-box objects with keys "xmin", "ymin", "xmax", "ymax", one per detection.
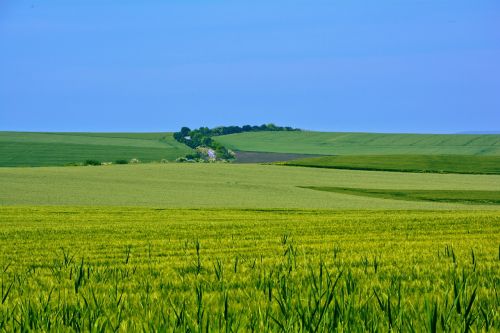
[{"xmin": 1, "ymin": 0, "xmax": 499, "ymax": 133}]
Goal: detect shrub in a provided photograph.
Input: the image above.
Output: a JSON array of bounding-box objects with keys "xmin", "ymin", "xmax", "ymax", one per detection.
[
  {"xmin": 83, "ymin": 159, "xmax": 101, "ymax": 166},
  {"xmin": 115, "ymin": 159, "xmax": 129, "ymax": 164},
  {"xmin": 185, "ymin": 153, "xmax": 201, "ymax": 160},
  {"xmin": 129, "ymin": 158, "xmax": 141, "ymax": 164}
]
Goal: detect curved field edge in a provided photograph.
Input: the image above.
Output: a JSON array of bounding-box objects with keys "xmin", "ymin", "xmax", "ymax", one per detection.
[
  {"xmin": 280, "ymin": 155, "xmax": 500, "ymax": 175},
  {"xmin": 299, "ymin": 187, "xmax": 500, "ymax": 205},
  {"xmin": 216, "ymin": 131, "xmax": 500, "ymax": 156},
  {"xmin": 0, "ymin": 207, "xmax": 498, "ymax": 331}
]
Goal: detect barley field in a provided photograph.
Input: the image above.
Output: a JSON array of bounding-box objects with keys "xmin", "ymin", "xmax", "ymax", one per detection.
[{"xmin": 0, "ymin": 207, "xmax": 498, "ymax": 331}]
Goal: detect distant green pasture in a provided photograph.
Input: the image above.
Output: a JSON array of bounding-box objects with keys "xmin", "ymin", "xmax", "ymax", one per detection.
[
  {"xmin": 0, "ymin": 132, "xmax": 191, "ymax": 166},
  {"xmin": 216, "ymin": 131, "xmax": 500, "ymax": 155}
]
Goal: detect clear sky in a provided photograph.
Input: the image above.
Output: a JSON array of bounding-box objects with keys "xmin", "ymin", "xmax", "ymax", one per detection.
[{"xmin": 1, "ymin": 0, "xmax": 499, "ymax": 133}]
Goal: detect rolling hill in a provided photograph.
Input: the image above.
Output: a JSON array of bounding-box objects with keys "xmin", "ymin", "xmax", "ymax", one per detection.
[
  {"xmin": 216, "ymin": 131, "xmax": 500, "ymax": 156},
  {"xmin": 0, "ymin": 132, "xmax": 192, "ymax": 167}
]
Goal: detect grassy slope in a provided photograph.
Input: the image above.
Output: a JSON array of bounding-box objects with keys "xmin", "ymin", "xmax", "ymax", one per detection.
[
  {"xmin": 0, "ymin": 132, "xmax": 192, "ymax": 166},
  {"xmin": 216, "ymin": 131, "xmax": 500, "ymax": 155},
  {"xmin": 282, "ymin": 154, "xmax": 500, "ymax": 174},
  {"xmin": 0, "ymin": 208, "xmax": 498, "ymax": 331},
  {"xmin": 1, "ymin": 163, "xmax": 500, "ymax": 209}
]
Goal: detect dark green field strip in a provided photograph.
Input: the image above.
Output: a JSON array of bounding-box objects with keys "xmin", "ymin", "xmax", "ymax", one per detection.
[
  {"xmin": 283, "ymin": 154, "xmax": 500, "ymax": 174},
  {"xmin": 0, "ymin": 141, "xmax": 190, "ymax": 166},
  {"xmin": 54, "ymin": 132, "xmax": 169, "ymax": 140},
  {"xmin": 301, "ymin": 186, "xmax": 500, "ymax": 205},
  {"xmin": 0, "ymin": 131, "xmax": 174, "ymax": 148}
]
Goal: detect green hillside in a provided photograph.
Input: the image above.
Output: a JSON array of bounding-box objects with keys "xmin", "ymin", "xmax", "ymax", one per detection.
[
  {"xmin": 0, "ymin": 132, "xmax": 192, "ymax": 167},
  {"xmin": 282, "ymin": 154, "xmax": 500, "ymax": 174},
  {"xmin": 1, "ymin": 163, "xmax": 499, "ymax": 209},
  {"xmin": 216, "ymin": 131, "xmax": 500, "ymax": 155}
]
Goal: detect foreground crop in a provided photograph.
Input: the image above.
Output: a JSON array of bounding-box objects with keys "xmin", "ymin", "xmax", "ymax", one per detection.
[{"xmin": 0, "ymin": 208, "xmax": 498, "ymax": 331}]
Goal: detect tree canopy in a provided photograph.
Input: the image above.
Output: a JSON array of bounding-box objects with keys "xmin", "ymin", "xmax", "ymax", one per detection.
[{"xmin": 173, "ymin": 124, "xmax": 300, "ymax": 160}]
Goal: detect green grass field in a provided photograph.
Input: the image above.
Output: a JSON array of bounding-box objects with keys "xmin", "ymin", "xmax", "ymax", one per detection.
[
  {"xmin": 281, "ymin": 154, "xmax": 500, "ymax": 174},
  {"xmin": 2, "ymin": 133, "xmax": 500, "ymax": 331},
  {"xmin": 0, "ymin": 207, "xmax": 498, "ymax": 331},
  {"xmin": 216, "ymin": 131, "xmax": 500, "ymax": 156},
  {"xmin": 1, "ymin": 164, "xmax": 500, "ymax": 209},
  {"xmin": 0, "ymin": 132, "xmax": 192, "ymax": 167}
]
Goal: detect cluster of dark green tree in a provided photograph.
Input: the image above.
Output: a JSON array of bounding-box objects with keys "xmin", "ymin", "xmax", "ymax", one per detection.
[{"xmin": 173, "ymin": 124, "xmax": 300, "ymax": 160}]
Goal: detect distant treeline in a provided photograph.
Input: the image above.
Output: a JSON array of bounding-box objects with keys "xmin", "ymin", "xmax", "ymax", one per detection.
[{"xmin": 173, "ymin": 124, "xmax": 300, "ymax": 160}]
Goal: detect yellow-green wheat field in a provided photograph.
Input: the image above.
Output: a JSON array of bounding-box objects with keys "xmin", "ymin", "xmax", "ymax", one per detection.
[{"xmin": 0, "ymin": 207, "xmax": 498, "ymax": 331}]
